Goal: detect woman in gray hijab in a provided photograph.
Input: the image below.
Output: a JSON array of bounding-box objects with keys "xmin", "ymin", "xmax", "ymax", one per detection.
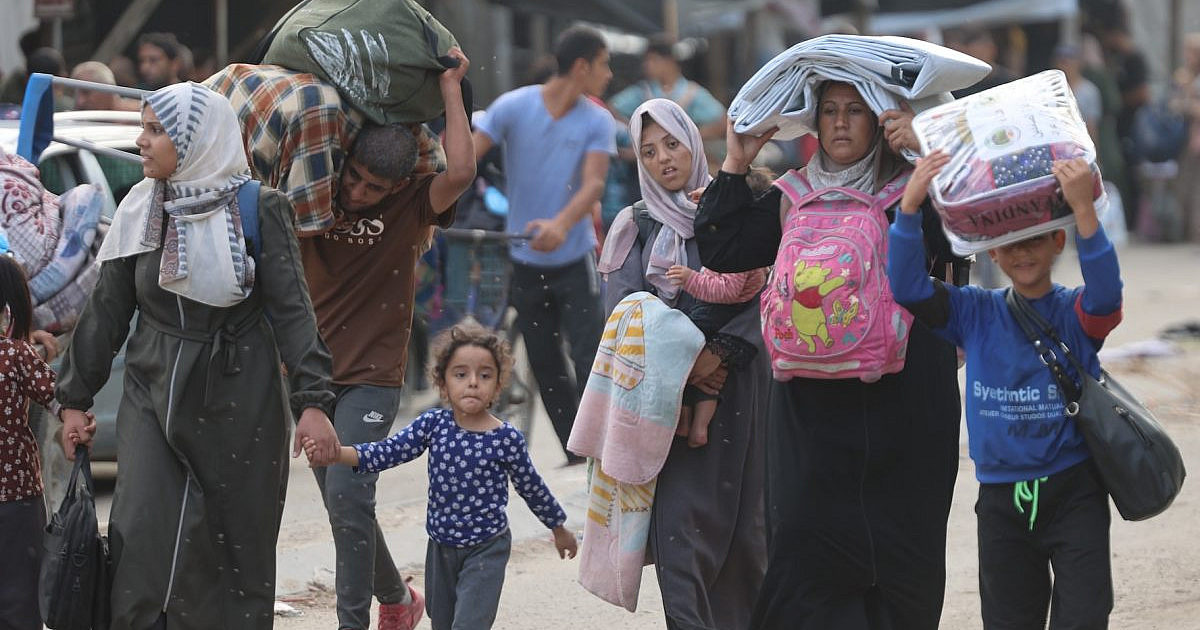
[
  {"xmin": 696, "ymin": 81, "xmax": 969, "ymax": 630},
  {"xmin": 599, "ymin": 98, "xmax": 767, "ymax": 630}
]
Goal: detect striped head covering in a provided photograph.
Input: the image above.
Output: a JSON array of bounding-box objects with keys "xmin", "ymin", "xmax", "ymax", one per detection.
[{"xmin": 99, "ymin": 82, "xmax": 257, "ymax": 307}]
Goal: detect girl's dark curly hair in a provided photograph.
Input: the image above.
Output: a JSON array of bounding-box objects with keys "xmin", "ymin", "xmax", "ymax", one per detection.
[{"xmin": 430, "ymin": 321, "xmax": 514, "ymax": 398}]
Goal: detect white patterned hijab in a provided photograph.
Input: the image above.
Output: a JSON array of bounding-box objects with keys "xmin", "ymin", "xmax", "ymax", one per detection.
[{"xmin": 98, "ymin": 82, "xmax": 255, "ymax": 307}]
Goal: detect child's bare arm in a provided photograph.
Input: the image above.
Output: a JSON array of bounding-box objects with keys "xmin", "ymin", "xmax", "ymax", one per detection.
[
  {"xmin": 334, "ymin": 446, "xmax": 360, "ymax": 467},
  {"xmin": 302, "ymin": 437, "xmax": 360, "ymax": 467},
  {"xmin": 1051, "ymin": 158, "xmax": 1099, "ymax": 238}
]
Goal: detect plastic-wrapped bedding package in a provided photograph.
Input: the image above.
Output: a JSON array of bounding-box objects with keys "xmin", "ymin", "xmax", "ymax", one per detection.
[{"xmin": 912, "ymin": 70, "xmax": 1107, "ymax": 255}]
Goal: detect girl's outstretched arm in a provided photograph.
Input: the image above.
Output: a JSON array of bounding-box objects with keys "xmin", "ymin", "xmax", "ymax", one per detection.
[
  {"xmin": 304, "ymin": 437, "xmax": 361, "ymax": 468},
  {"xmin": 334, "ymin": 445, "xmax": 360, "ymax": 467}
]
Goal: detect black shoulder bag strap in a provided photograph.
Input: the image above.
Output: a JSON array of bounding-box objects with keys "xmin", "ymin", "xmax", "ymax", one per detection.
[
  {"xmin": 632, "ymin": 203, "xmax": 658, "ymax": 250},
  {"xmin": 1004, "ymin": 288, "xmax": 1086, "ymax": 409}
]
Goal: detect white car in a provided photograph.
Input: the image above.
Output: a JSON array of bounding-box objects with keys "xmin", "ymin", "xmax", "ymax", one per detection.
[
  {"xmin": 0, "ymin": 110, "xmax": 144, "ymax": 221},
  {"xmin": 0, "ymin": 110, "xmax": 141, "ymax": 481}
]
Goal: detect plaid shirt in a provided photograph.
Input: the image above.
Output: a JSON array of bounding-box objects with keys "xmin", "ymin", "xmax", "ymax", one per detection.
[{"xmin": 205, "ymin": 64, "xmax": 445, "ymax": 236}]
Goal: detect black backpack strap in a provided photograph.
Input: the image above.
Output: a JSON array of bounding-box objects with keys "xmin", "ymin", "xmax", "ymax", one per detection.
[{"xmin": 632, "ymin": 202, "xmax": 658, "ymax": 250}]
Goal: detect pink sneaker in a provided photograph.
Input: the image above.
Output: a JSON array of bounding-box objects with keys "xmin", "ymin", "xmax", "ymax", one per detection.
[{"xmin": 378, "ymin": 582, "xmax": 424, "ymax": 630}]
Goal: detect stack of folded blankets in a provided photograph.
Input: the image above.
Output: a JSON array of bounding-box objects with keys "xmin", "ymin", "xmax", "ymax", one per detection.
[
  {"xmin": 912, "ymin": 70, "xmax": 1106, "ymax": 254},
  {"xmin": 729, "ymin": 34, "xmax": 992, "ymax": 141}
]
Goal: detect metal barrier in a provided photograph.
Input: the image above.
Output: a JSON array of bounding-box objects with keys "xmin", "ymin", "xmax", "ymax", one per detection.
[{"xmin": 18, "ymin": 72, "xmax": 147, "ymax": 165}]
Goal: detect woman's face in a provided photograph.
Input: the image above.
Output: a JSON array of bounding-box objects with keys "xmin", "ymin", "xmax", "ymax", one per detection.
[
  {"xmin": 137, "ymin": 105, "xmax": 178, "ymax": 180},
  {"xmin": 639, "ymin": 120, "xmax": 693, "ymax": 192},
  {"xmin": 817, "ymin": 83, "xmax": 877, "ymax": 166}
]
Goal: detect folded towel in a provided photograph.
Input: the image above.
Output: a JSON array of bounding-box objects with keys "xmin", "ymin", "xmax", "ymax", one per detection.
[
  {"xmin": 568, "ymin": 291, "xmax": 704, "ymax": 611},
  {"xmin": 568, "ymin": 291, "xmax": 704, "ymax": 484},
  {"xmin": 729, "ymin": 34, "xmax": 991, "ymax": 141}
]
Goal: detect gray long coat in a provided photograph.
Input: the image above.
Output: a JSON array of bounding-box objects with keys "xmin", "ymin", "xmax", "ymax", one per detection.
[
  {"xmin": 603, "ymin": 206, "xmax": 767, "ymax": 630},
  {"xmin": 56, "ymin": 188, "xmax": 334, "ymax": 630}
]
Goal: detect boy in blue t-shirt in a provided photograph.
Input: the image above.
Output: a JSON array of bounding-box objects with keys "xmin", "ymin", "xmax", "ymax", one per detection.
[{"xmin": 888, "ymin": 151, "xmax": 1123, "ymax": 629}]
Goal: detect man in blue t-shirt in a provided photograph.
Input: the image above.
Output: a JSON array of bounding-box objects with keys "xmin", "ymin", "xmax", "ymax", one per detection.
[{"xmin": 473, "ymin": 26, "xmax": 616, "ymax": 462}]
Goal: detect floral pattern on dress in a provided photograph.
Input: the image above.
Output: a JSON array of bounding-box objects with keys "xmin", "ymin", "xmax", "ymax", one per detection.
[
  {"xmin": 355, "ymin": 407, "xmax": 567, "ymax": 548},
  {"xmin": 0, "ymin": 338, "xmax": 57, "ymax": 502}
]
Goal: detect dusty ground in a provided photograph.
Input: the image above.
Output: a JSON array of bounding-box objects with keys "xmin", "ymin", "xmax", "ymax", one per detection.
[{"xmin": 275, "ymin": 355, "xmax": 1200, "ymax": 630}]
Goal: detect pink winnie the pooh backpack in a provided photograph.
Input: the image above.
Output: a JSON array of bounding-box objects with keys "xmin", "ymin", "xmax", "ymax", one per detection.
[{"xmin": 762, "ymin": 170, "xmax": 913, "ymax": 382}]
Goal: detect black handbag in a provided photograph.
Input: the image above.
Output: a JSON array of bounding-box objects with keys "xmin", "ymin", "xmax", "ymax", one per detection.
[
  {"xmin": 1005, "ymin": 289, "xmax": 1186, "ymax": 521},
  {"xmin": 39, "ymin": 446, "xmax": 111, "ymax": 630}
]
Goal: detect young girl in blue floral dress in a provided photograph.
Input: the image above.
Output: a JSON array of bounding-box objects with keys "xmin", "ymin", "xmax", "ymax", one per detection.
[{"xmin": 308, "ymin": 322, "xmax": 576, "ymax": 629}]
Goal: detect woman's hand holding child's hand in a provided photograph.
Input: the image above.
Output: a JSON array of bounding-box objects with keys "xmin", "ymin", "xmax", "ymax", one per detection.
[
  {"xmin": 1051, "ymin": 158, "xmax": 1100, "ymax": 238},
  {"xmin": 666, "ymin": 265, "xmax": 694, "ymax": 286},
  {"xmin": 31, "ymin": 330, "xmax": 58, "ymax": 361},
  {"xmin": 59, "ymin": 408, "xmax": 97, "ymax": 460},
  {"xmin": 301, "ymin": 437, "xmax": 359, "ymax": 469},
  {"xmin": 553, "ymin": 525, "xmax": 578, "ymax": 559},
  {"xmin": 295, "ymin": 407, "xmax": 339, "ymax": 467},
  {"xmin": 899, "ymin": 150, "xmax": 949, "ymax": 215}
]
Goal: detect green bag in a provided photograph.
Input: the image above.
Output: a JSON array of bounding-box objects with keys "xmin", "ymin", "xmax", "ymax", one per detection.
[{"xmin": 261, "ymin": 0, "xmax": 459, "ymax": 125}]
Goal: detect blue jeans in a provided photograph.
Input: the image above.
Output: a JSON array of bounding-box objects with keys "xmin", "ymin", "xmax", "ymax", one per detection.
[{"xmin": 312, "ymin": 384, "xmax": 408, "ymax": 630}]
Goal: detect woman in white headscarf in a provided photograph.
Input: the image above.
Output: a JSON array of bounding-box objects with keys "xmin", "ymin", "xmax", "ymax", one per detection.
[
  {"xmin": 696, "ymin": 81, "xmax": 969, "ymax": 630},
  {"xmin": 55, "ymin": 82, "xmax": 338, "ymax": 630},
  {"xmin": 598, "ymin": 98, "xmax": 768, "ymax": 630}
]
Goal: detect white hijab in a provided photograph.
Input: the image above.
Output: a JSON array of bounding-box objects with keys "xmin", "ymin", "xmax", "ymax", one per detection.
[
  {"xmin": 98, "ymin": 82, "xmax": 254, "ymax": 307},
  {"xmin": 598, "ymin": 98, "xmax": 710, "ymax": 301}
]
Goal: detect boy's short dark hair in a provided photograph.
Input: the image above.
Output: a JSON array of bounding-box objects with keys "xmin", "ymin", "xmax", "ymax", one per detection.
[
  {"xmin": 137, "ymin": 32, "xmax": 181, "ymax": 60},
  {"xmin": 350, "ymin": 124, "xmax": 418, "ymax": 182},
  {"xmin": 644, "ymin": 35, "xmax": 676, "ymax": 61},
  {"xmin": 554, "ymin": 26, "xmax": 607, "ymax": 76}
]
